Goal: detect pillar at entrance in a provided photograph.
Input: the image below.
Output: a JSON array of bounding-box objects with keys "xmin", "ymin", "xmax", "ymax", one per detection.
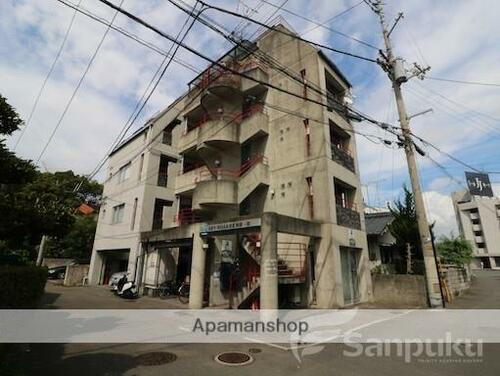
[
  {"xmin": 189, "ymin": 227, "xmax": 206, "ymax": 309},
  {"xmin": 260, "ymin": 213, "xmax": 278, "ymax": 310}
]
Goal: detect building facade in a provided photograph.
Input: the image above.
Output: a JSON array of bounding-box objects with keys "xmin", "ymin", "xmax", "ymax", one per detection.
[
  {"xmin": 88, "ymin": 25, "xmax": 373, "ymax": 308},
  {"xmin": 452, "ymin": 189, "xmax": 500, "ymax": 269}
]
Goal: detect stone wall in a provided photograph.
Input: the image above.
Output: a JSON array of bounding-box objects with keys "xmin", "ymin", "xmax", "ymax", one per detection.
[
  {"xmin": 372, "ymin": 274, "xmax": 427, "ymax": 308},
  {"xmin": 442, "ymin": 265, "xmax": 471, "ymax": 297},
  {"xmin": 63, "ymin": 265, "xmax": 90, "ymax": 287},
  {"xmin": 42, "ymin": 258, "xmax": 75, "ymax": 269}
]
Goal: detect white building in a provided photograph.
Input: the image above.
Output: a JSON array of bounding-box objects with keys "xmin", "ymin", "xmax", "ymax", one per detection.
[{"xmin": 452, "ymin": 189, "xmax": 500, "ymax": 269}]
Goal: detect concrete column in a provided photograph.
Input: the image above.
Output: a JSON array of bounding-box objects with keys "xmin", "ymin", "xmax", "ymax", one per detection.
[
  {"xmin": 189, "ymin": 227, "xmax": 206, "ymax": 309},
  {"xmin": 260, "ymin": 213, "xmax": 278, "ymax": 310}
]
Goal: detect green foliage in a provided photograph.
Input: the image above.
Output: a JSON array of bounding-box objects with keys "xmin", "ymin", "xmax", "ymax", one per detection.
[
  {"xmin": 387, "ymin": 185, "xmax": 422, "ymax": 259},
  {"xmin": 46, "ymin": 215, "xmax": 97, "ymax": 260},
  {"xmin": 0, "ymin": 266, "xmax": 48, "ymax": 308},
  {"xmin": 436, "ymin": 234, "xmax": 473, "ymax": 266},
  {"xmin": 371, "ymin": 264, "xmax": 396, "ymax": 275},
  {"xmin": 0, "ymin": 94, "xmax": 23, "ymax": 136}
]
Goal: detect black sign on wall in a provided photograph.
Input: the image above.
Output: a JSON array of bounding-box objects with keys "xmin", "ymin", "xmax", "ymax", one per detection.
[{"xmin": 465, "ymin": 172, "xmax": 493, "ymax": 197}]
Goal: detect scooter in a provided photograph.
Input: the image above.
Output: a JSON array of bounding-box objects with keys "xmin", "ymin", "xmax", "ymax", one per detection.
[{"xmin": 116, "ymin": 274, "xmax": 138, "ymax": 299}]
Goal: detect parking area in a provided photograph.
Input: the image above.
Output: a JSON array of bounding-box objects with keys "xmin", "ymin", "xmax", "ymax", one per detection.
[{"xmin": 41, "ymin": 281, "xmax": 188, "ymax": 309}]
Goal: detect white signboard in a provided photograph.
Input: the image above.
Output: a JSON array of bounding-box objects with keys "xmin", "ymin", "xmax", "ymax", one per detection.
[{"xmin": 201, "ymin": 218, "xmax": 261, "ymax": 234}]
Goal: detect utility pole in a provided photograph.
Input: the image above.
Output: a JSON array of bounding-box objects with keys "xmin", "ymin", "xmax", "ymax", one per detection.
[
  {"xmin": 36, "ymin": 235, "xmax": 48, "ymax": 266},
  {"xmin": 370, "ymin": 1, "xmax": 443, "ymax": 308}
]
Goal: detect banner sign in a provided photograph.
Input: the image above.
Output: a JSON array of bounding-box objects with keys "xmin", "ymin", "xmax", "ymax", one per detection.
[
  {"xmin": 465, "ymin": 172, "xmax": 493, "ymax": 197},
  {"xmin": 201, "ymin": 218, "xmax": 261, "ymax": 234}
]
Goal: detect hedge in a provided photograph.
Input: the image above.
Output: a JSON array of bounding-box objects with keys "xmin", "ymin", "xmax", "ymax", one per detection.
[{"xmin": 0, "ymin": 265, "xmax": 48, "ymax": 308}]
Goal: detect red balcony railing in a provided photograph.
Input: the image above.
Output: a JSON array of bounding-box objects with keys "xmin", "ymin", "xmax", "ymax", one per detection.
[
  {"xmin": 174, "ymin": 208, "xmax": 202, "ymax": 225},
  {"xmin": 183, "ymin": 104, "xmax": 265, "ymax": 136}
]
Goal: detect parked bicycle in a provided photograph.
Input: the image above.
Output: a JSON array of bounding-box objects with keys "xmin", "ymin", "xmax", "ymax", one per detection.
[{"xmin": 158, "ymin": 280, "xmax": 189, "ymax": 304}]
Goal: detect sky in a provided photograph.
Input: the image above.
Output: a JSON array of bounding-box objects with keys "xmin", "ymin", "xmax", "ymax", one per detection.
[{"xmin": 1, "ymin": 0, "xmax": 500, "ymax": 237}]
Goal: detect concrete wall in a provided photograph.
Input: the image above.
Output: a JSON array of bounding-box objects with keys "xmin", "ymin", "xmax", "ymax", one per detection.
[
  {"xmin": 442, "ymin": 264, "xmax": 471, "ymax": 297},
  {"xmin": 42, "ymin": 258, "xmax": 75, "ymax": 268},
  {"xmin": 63, "ymin": 265, "xmax": 90, "ymax": 287},
  {"xmin": 372, "ymin": 274, "xmax": 427, "ymax": 308}
]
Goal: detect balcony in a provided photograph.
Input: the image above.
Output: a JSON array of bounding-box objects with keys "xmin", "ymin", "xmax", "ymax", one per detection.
[
  {"xmin": 192, "ymin": 178, "xmax": 238, "ymax": 210},
  {"xmin": 238, "ymin": 154, "xmax": 269, "ymax": 203},
  {"xmin": 174, "ymin": 209, "xmax": 202, "ymax": 226},
  {"xmin": 470, "ymin": 212, "xmax": 479, "ymax": 220},
  {"xmin": 475, "ymin": 236, "xmax": 485, "ymax": 243},
  {"xmin": 240, "ymin": 60, "xmax": 269, "ymax": 93},
  {"xmin": 175, "ymin": 165, "xmax": 208, "ymax": 194},
  {"xmin": 336, "ymin": 204, "xmax": 361, "ymax": 230},
  {"xmin": 196, "ymin": 113, "xmax": 240, "ymax": 147},
  {"xmin": 331, "ymin": 146, "xmax": 355, "ymax": 173},
  {"xmin": 239, "ymin": 105, "xmax": 269, "ymax": 144},
  {"xmin": 472, "ymin": 224, "xmax": 482, "ymax": 232}
]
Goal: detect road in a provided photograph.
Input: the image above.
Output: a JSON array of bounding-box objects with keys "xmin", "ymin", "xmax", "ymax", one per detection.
[{"xmin": 3, "ymin": 270, "xmax": 500, "ymax": 375}]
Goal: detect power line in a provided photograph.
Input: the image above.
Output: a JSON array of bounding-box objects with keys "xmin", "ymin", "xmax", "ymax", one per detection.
[
  {"xmin": 35, "ymin": 0, "xmax": 125, "ymax": 164},
  {"xmin": 195, "ymin": 0, "xmax": 378, "ymax": 63},
  {"xmin": 97, "ymin": 0, "xmax": 375, "ymax": 123},
  {"xmin": 13, "ymin": 0, "xmax": 83, "ymax": 151},
  {"xmin": 56, "ymin": 0, "xmax": 199, "ymax": 74},
  {"xmin": 248, "ymin": 0, "xmax": 289, "ymax": 40},
  {"xmin": 257, "ymin": 0, "xmax": 378, "ymax": 50},
  {"xmin": 87, "ymin": 1, "xmax": 204, "ymax": 179},
  {"xmin": 427, "ymin": 76, "xmax": 500, "ymax": 87}
]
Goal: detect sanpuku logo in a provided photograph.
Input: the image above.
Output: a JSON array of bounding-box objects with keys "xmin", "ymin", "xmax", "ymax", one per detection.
[{"xmin": 342, "ymin": 332, "xmax": 483, "ymax": 364}]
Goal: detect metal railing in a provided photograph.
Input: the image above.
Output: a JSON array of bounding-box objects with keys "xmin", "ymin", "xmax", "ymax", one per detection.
[{"xmin": 174, "ymin": 208, "xmax": 202, "ymax": 225}]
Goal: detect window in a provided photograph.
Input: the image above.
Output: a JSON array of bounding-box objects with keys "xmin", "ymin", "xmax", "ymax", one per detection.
[
  {"xmin": 138, "ymin": 154, "xmax": 144, "ymax": 180},
  {"xmin": 130, "ymin": 198, "xmax": 138, "ymax": 230},
  {"xmin": 112, "ymin": 204, "xmax": 125, "ymax": 224},
  {"xmin": 117, "ymin": 163, "xmax": 131, "ymax": 183},
  {"xmin": 325, "ymin": 69, "xmax": 346, "ymax": 114},
  {"xmin": 306, "ymin": 177, "xmax": 314, "ymax": 219},
  {"xmin": 162, "ymin": 129, "xmax": 172, "ymax": 145}
]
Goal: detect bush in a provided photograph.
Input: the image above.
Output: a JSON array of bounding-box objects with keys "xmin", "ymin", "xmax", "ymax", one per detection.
[
  {"xmin": 436, "ymin": 235, "xmax": 473, "ymax": 267},
  {"xmin": 0, "ymin": 265, "xmax": 48, "ymax": 308}
]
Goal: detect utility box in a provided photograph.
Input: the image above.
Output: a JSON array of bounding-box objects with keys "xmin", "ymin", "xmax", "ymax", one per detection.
[{"xmin": 393, "ymin": 58, "xmax": 407, "ymax": 83}]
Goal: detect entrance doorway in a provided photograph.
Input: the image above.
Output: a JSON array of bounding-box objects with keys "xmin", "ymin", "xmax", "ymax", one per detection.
[
  {"xmin": 100, "ymin": 249, "xmax": 130, "ymax": 285},
  {"xmin": 176, "ymin": 246, "xmax": 192, "ymax": 284},
  {"xmin": 340, "ymin": 247, "xmax": 360, "ymax": 305}
]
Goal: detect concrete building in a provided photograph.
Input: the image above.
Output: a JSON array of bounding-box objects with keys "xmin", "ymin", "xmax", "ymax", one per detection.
[
  {"xmin": 88, "ymin": 25, "xmax": 373, "ymax": 308},
  {"xmin": 452, "ymin": 189, "xmax": 500, "ymax": 269},
  {"xmin": 365, "ymin": 211, "xmax": 396, "ymax": 269}
]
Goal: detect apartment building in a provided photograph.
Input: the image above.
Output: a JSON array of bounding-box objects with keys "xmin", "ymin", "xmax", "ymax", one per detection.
[
  {"xmin": 452, "ymin": 189, "xmax": 500, "ymax": 269},
  {"xmin": 88, "ymin": 24, "xmax": 373, "ymax": 309}
]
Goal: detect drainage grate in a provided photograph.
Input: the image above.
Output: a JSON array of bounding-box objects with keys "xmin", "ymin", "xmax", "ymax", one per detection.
[
  {"xmin": 215, "ymin": 351, "xmax": 254, "ymax": 366},
  {"xmin": 248, "ymin": 348, "xmax": 262, "ymax": 354},
  {"xmin": 135, "ymin": 352, "xmax": 177, "ymax": 366}
]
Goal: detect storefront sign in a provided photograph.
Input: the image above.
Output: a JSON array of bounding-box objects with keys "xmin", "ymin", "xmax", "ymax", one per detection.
[{"xmin": 200, "ymin": 218, "xmax": 261, "ymax": 234}]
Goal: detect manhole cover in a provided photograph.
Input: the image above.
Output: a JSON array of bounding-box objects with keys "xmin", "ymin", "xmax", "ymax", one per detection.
[
  {"xmin": 248, "ymin": 348, "xmax": 262, "ymax": 354},
  {"xmin": 215, "ymin": 351, "xmax": 254, "ymax": 366},
  {"xmin": 135, "ymin": 352, "xmax": 177, "ymax": 366}
]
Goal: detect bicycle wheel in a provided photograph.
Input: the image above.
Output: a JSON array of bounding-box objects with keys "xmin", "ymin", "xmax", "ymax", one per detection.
[
  {"xmin": 159, "ymin": 288, "xmax": 170, "ymax": 299},
  {"xmin": 178, "ymin": 284, "xmax": 190, "ymax": 304}
]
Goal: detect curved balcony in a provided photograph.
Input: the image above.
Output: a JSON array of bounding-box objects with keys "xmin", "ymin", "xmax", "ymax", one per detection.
[
  {"xmin": 196, "ymin": 113, "xmax": 240, "ymax": 147},
  {"xmin": 192, "ymin": 178, "xmax": 238, "ymax": 210}
]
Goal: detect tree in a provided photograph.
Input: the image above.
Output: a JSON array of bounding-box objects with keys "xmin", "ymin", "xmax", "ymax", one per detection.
[
  {"xmin": 45, "ymin": 215, "xmax": 97, "ymax": 260},
  {"xmin": 0, "ymin": 94, "xmax": 23, "ymax": 136},
  {"xmin": 436, "ymin": 235, "xmax": 473, "ymax": 267},
  {"xmin": 387, "ymin": 185, "xmax": 421, "ymax": 257}
]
